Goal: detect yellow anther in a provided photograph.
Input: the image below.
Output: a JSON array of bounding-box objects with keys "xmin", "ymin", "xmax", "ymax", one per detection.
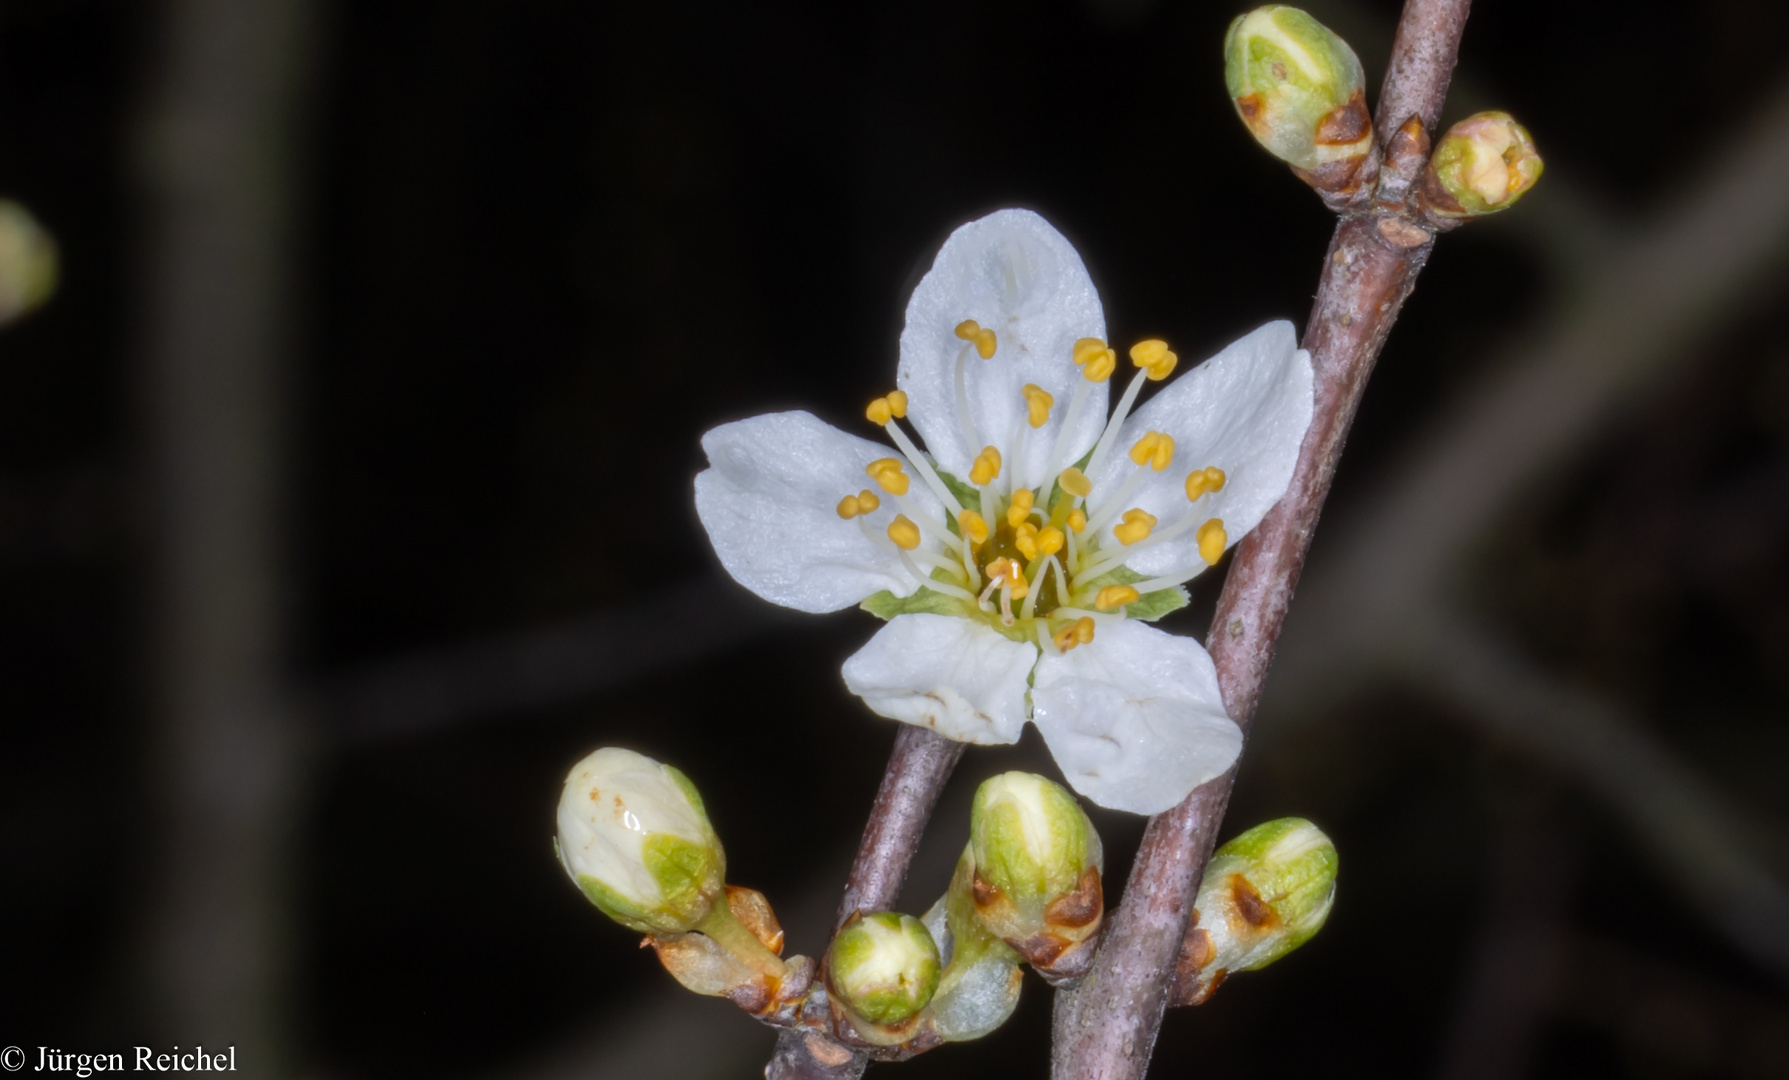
[
  {"xmin": 1005, "ymin": 488, "xmax": 1035, "ymax": 528},
  {"xmin": 1129, "ymin": 339, "xmax": 1178, "ymax": 381},
  {"xmin": 1073, "ymin": 337, "xmax": 1117, "ymax": 383},
  {"xmin": 1022, "ymin": 383, "xmax": 1055, "ymax": 429},
  {"xmin": 985, "ymin": 557, "xmax": 1028, "ymax": 599},
  {"xmin": 957, "ymin": 319, "xmax": 997, "ymax": 359},
  {"xmin": 856, "ymin": 489, "xmax": 880, "ymax": 514},
  {"xmin": 837, "ymin": 494, "xmax": 863, "ymax": 520},
  {"xmin": 1058, "ymin": 467, "xmax": 1092, "ymax": 498},
  {"xmin": 866, "ymin": 390, "xmax": 909, "ymax": 426},
  {"xmin": 969, "ymin": 446, "xmax": 1003, "ymax": 487},
  {"xmin": 1184, "ymin": 466, "xmax": 1228, "ymax": 501},
  {"xmin": 1067, "ymin": 507, "xmax": 1087, "ymax": 533},
  {"xmin": 958, "ymin": 509, "xmax": 989, "ymax": 545},
  {"xmin": 1128, "ymin": 431, "xmax": 1176, "ymax": 472},
  {"xmin": 1053, "ymin": 616, "xmax": 1096, "ymax": 652},
  {"xmin": 974, "ymin": 327, "xmax": 997, "ymax": 359},
  {"xmin": 1095, "ymin": 584, "xmax": 1141, "ymax": 611},
  {"xmin": 1035, "ymin": 526, "xmax": 1066, "ymax": 558},
  {"xmin": 888, "ymin": 515, "xmax": 922, "ymax": 550},
  {"xmin": 1073, "ymin": 337, "xmax": 1109, "ymax": 366},
  {"xmin": 866, "ymin": 457, "xmax": 910, "ymax": 496},
  {"xmin": 1113, "ymin": 507, "xmax": 1158, "ymax": 546},
  {"xmin": 1013, "ymin": 522, "xmax": 1040, "ymax": 561},
  {"xmin": 1196, "ymin": 518, "xmax": 1228, "ymax": 565}
]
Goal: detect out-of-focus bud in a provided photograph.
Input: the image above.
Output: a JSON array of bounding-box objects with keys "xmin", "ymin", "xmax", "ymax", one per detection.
[
  {"xmin": 555, "ymin": 747, "xmax": 725, "ymax": 936},
  {"xmin": 1224, "ymin": 6, "xmax": 1372, "ymax": 192},
  {"xmin": 966, "ymin": 772, "xmax": 1104, "ymax": 984},
  {"xmin": 1419, "ymin": 111, "xmax": 1543, "ymax": 221},
  {"xmin": 0, "ymin": 200, "xmax": 57, "ymax": 326},
  {"xmin": 826, "ymin": 911, "xmax": 942, "ymax": 1045},
  {"xmin": 1173, "ymin": 817, "xmax": 1338, "ymax": 1006},
  {"xmin": 922, "ymin": 852, "xmax": 1025, "ymax": 1043}
]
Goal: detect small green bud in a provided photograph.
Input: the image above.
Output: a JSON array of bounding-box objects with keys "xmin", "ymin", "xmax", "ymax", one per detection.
[
  {"xmin": 827, "ymin": 911, "xmax": 942, "ymax": 1037},
  {"xmin": 0, "ymin": 200, "xmax": 58, "ymax": 326},
  {"xmin": 967, "ymin": 772, "xmax": 1104, "ymax": 983},
  {"xmin": 1178, "ymin": 817, "xmax": 1337, "ymax": 1005},
  {"xmin": 554, "ymin": 747, "xmax": 726, "ymax": 936},
  {"xmin": 1421, "ymin": 111, "xmax": 1543, "ymax": 219},
  {"xmin": 1224, "ymin": 6, "xmax": 1371, "ymax": 177}
]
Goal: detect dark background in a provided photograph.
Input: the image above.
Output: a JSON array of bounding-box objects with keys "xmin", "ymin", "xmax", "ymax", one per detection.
[{"xmin": 3, "ymin": 0, "xmax": 1787, "ymax": 1077}]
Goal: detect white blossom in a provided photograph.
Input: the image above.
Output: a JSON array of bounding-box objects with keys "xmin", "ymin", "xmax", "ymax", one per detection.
[{"xmin": 695, "ymin": 210, "xmax": 1313, "ymax": 814}]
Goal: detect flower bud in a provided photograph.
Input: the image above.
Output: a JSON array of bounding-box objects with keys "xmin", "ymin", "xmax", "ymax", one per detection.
[
  {"xmin": 555, "ymin": 747, "xmax": 725, "ymax": 936},
  {"xmin": 1224, "ymin": 6, "xmax": 1371, "ymax": 183},
  {"xmin": 922, "ymin": 853, "xmax": 1025, "ymax": 1043},
  {"xmin": 0, "ymin": 200, "xmax": 58, "ymax": 326},
  {"xmin": 1420, "ymin": 111, "xmax": 1543, "ymax": 220},
  {"xmin": 1174, "ymin": 817, "xmax": 1337, "ymax": 1005},
  {"xmin": 967, "ymin": 772, "xmax": 1104, "ymax": 983},
  {"xmin": 827, "ymin": 911, "xmax": 941, "ymax": 1043}
]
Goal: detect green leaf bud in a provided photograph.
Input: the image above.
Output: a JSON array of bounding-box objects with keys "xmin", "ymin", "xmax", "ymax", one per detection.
[
  {"xmin": 967, "ymin": 772, "xmax": 1104, "ymax": 983},
  {"xmin": 0, "ymin": 200, "xmax": 58, "ymax": 326},
  {"xmin": 827, "ymin": 911, "xmax": 942, "ymax": 1040},
  {"xmin": 554, "ymin": 747, "xmax": 725, "ymax": 936},
  {"xmin": 1224, "ymin": 6, "xmax": 1371, "ymax": 180},
  {"xmin": 1420, "ymin": 111, "xmax": 1543, "ymax": 219},
  {"xmin": 1177, "ymin": 817, "xmax": 1337, "ymax": 1005}
]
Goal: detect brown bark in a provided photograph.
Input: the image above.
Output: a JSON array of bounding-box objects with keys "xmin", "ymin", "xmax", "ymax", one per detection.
[
  {"xmin": 137, "ymin": 0, "xmax": 315, "ymax": 1073},
  {"xmin": 1050, "ymin": 0, "xmax": 1473, "ymax": 1075},
  {"xmin": 765, "ymin": 724, "xmax": 965, "ymax": 1080}
]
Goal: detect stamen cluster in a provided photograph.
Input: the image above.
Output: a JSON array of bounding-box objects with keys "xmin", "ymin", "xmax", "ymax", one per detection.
[{"xmin": 843, "ymin": 323, "xmax": 1230, "ymax": 653}]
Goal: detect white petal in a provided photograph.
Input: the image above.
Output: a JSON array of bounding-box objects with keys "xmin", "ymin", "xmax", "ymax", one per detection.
[
  {"xmin": 695, "ymin": 411, "xmax": 947, "ymax": 613},
  {"xmin": 1031, "ymin": 620, "xmax": 1241, "ymax": 814},
  {"xmin": 1086, "ymin": 320, "xmax": 1312, "ymax": 579},
  {"xmin": 841, "ymin": 614, "xmax": 1037, "ymax": 745},
  {"xmin": 897, "ymin": 209, "xmax": 1108, "ymax": 485}
]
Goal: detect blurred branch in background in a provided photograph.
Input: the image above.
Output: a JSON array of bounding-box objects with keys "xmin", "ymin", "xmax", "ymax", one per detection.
[
  {"xmin": 136, "ymin": 0, "xmax": 315, "ymax": 1071},
  {"xmin": 1435, "ymin": 787, "xmax": 1576, "ymax": 1080},
  {"xmin": 327, "ymin": 576, "xmax": 798, "ymax": 744},
  {"xmin": 1412, "ymin": 612, "xmax": 1789, "ymax": 975},
  {"xmin": 1552, "ymin": 934, "xmax": 1789, "ymax": 1077}
]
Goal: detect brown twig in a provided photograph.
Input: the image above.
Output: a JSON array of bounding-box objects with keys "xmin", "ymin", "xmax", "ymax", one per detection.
[
  {"xmin": 764, "ymin": 724, "xmax": 966, "ymax": 1080},
  {"xmin": 832, "ymin": 724, "xmax": 969, "ymax": 929},
  {"xmin": 1050, "ymin": 0, "xmax": 1473, "ymax": 1075}
]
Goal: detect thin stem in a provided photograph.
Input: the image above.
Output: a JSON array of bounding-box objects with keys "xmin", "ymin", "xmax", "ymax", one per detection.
[
  {"xmin": 834, "ymin": 724, "xmax": 968, "ymax": 928},
  {"xmin": 1050, "ymin": 0, "xmax": 1474, "ymax": 1075}
]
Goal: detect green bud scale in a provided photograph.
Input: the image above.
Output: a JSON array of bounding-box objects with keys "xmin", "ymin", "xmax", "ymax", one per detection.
[
  {"xmin": 967, "ymin": 772, "xmax": 1104, "ymax": 984},
  {"xmin": 1420, "ymin": 111, "xmax": 1543, "ymax": 219},
  {"xmin": 827, "ymin": 911, "xmax": 942, "ymax": 1044},
  {"xmin": 922, "ymin": 851, "xmax": 1026, "ymax": 1043},
  {"xmin": 1224, "ymin": 6, "xmax": 1372, "ymax": 187},
  {"xmin": 1176, "ymin": 817, "xmax": 1337, "ymax": 1006}
]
